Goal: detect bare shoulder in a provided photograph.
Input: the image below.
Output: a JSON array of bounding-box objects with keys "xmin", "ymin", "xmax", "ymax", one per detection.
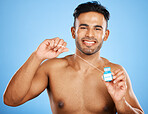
[
  {"xmin": 103, "ymin": 57, "xmax": 131, "ymax": 83},
  {"xmin": 40, "ymin": 54, "xmax": 72, "ymax": 71},
  {"xmin": 102, "ymin": 57, "xmax": 127, "ymax": 73},
  {"xmin": 103, "ymin": 57, "xmax": 132, "ymax": 85}
]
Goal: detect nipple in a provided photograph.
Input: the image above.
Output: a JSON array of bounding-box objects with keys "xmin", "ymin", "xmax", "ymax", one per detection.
[
  {"xmin": 103, "ymin": 106, "xmax": 109, "ymax": 112},
  {"xmin": 58, "ymin": 101, "xmax": 64, "ymax": 108}
]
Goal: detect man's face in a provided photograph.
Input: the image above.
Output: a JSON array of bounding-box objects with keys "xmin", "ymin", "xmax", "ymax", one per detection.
[{"xmin": 72, "ymin": 12, "xmax": 109, "ymax": 55}]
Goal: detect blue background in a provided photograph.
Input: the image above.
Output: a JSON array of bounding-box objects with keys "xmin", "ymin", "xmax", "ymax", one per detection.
[{"xmin": 0, "ymin": 0, "xmax": 148, "ymax": 113}]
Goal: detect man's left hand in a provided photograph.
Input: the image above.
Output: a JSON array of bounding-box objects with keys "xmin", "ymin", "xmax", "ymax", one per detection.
[{"xmin": 103, "ymin": 69, "xmax": 127, "ymax": 102}]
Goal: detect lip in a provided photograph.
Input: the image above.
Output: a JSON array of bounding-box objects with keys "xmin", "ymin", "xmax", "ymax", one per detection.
[{"xmin": 82, "ymin": 39, "xmax": 96, "ymax": 46}]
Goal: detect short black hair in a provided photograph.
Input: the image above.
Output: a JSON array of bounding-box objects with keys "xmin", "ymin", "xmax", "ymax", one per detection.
[{"xmin": 73, "ymin": 1, "xmax": 110, "ymax": 28}]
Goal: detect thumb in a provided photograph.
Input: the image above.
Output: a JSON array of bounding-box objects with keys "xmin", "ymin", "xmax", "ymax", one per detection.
[
  {"xmin": 61, "ymin": 47, "xmax": 69, "ymax": 52},
  {"xmin": 56, "ymin": 47, "xmax": 69, "ymax": 55}
]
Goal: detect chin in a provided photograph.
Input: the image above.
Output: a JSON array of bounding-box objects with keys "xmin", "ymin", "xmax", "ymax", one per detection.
[
  {"xmin": 80, "ymin": 49, "xmax": 98, "ymax": 55},
  {"xmin": 76, "ymin": 40, "xmax": 102, "ymax": 55}
]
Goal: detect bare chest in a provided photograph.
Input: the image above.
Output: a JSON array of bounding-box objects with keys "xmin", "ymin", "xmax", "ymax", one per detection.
[{"xmin": 47, "ymin": 69, "xmax": 115, "ymax": 114}]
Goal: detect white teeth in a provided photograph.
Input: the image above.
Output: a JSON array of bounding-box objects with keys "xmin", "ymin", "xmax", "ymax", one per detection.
[{"xmin": 84, "ymin": 41, "xmax": 95, "ymax": 44}]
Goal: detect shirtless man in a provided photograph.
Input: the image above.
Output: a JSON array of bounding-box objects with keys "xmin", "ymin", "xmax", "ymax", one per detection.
[{"xmin": 3, "ymin": 1, "xmax": 144, "ymax": 114}]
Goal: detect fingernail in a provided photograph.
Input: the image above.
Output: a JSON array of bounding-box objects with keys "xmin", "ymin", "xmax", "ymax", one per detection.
[
  {"xmin": 54, "ymin": 48, "xmax": 57, "ymax": 51},
  {"xmin": 58, "ymin": 48, "xmax": 62, "ymax": 52},
  {"xmin": 61, "ymin": 46, "xmax": 65, "ymax": 48}
]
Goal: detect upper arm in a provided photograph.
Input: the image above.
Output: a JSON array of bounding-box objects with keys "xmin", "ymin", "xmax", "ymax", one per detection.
[
  {"xmin": 119, "ymin": 66, "xmax": 143, "ymax": 112},
  {"xmin": 18, "ymin": 62, "xmax": 49, "ymax": 105}
]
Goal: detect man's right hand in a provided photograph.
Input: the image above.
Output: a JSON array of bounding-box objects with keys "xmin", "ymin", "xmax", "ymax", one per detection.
[{"xmin": 35, "ymin": 37, "xmax": 69, "ymax": 60}]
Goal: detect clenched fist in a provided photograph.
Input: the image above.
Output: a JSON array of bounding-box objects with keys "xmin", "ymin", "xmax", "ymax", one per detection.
[{"xmin": 35, "ymin": 37, "xmax": 69, "ymax": 60}]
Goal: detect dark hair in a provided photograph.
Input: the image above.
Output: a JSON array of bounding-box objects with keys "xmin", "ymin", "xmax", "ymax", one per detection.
[{"xmin": 73, "ymin": 1, "xmax": 110, "ymax": 28}]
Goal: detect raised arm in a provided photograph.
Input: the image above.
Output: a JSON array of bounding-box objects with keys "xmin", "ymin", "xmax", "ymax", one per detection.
[{"xmin": 3, "ymin": 38, "xmax": 69, "ymax": 106}]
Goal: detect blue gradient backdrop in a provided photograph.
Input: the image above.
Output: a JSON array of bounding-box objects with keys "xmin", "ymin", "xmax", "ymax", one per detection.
[{"xmin": 0, "ymin": 0, "xmax": 148, "ymax": 113}]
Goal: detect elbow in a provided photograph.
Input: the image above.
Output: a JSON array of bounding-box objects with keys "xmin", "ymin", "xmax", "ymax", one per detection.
[
  {"xmin": 3, "ymin": 93, "xmax": 19, "ymax": 107},
  {"xmin": 3, "ymin": 94, "xmax": 14, "ymax": 107}
]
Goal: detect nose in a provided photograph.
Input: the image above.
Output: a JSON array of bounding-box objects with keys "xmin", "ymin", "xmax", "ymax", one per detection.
[{"xmin": 86, "ymin": 28, "xmax": 95, "ymax": 38}]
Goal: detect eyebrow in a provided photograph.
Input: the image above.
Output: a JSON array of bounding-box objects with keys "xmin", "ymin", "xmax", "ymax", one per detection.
[
  {"xmin": 79, "ymin": 24, "xmax": 103, "ymax": 29},
  {"xmin": 94, "ymin": 25, "xmax": 103, "ymax": 29},
  {"xmin": 79, "ymin": 24, "xmax": 89, "ymax": 27}
]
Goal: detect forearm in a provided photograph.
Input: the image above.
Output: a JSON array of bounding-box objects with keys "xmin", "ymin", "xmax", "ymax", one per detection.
[
  {"xmin": 4, "ymin": 52, "xmax": 43, "ymax": 105},
  {"xmin": 115, "ymin": 98, "xmax": 144, "ymax": 114}
]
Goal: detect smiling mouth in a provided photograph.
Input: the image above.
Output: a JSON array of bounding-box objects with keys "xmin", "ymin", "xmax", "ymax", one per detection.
[{"xmin": 82, "ymin": 40, "xmax": 97, "ymax": 46}]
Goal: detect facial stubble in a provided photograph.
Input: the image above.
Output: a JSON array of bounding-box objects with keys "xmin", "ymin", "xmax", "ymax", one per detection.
[{"xmin": 75, "ymin": 37, "xmax": 104, "ymax": 55}]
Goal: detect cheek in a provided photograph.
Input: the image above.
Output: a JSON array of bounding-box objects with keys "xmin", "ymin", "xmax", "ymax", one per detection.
[
  {"xmin": 95, "ymin": 31, "xmax": 105, "ymax": 40},
  {"xmin": 76, "ymin": 29, "xmax": 86, "ymax": 38}
]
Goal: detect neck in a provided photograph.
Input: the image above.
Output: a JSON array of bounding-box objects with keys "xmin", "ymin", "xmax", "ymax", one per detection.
[
  {"xmin": 73, "ymin": 49, "xmax": 103, "ymax": 71},
  {"xmin": 76, "ymin": 50, "xmax": 101, "ymax": 62}
]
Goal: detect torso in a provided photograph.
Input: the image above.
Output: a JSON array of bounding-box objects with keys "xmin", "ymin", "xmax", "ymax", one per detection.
[{"xmin": 45, "ymin": 55, "xmax": 117, "ymax": 114}]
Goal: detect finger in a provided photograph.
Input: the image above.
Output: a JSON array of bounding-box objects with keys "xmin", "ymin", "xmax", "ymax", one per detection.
[
  {"xmin": 57, "ymin": 41, "xmax": 66, "ymax": 52},
  {"xmin": 58, "ymin": 43, "xmax": 69, "ymax": 53},
  {"xmin": 101, "ymin": 75, "xmax": 103, "ymax": 80},
  {"xmin": 56, "ymin": 46, "xmax": 66, "ymax": 55},
  {"xmin": 54, "ymin": 39, "xmax": 64, "ymax": 51},
  {"xmin": 43, "ymin": 39, "xmax": 51, "ymax": 46},
  {"xmin": 117, "ymin": 81, "xmax": 126, "ymax": 87},
  {"xmin": 113, "ymin": 69, "xmax": 121, "ymax": 75},
  {"xmin": 57, "ymin": 39, "xmax": 64, "ymax": 47},
  {"xmin": 54, "ymin": 37, "xmax": 60, "ymax": 47},
  {"xmin": 63, "ymin": 42, "xmax": 67, "ymax": 47},
  {"xmin": 61, "ymin": 47, "xmax": 69, "ymax": 52},
  {"xmin": 61, "ymin": 42, "xmax": 69, "ymax": 52},
  {"xmin": 113, "ymin": 71, "xmax": 124, "ymax": 80},
  {"xmin": 113, "ymin": 74, "xmax": 125, "ymax": 84},
  {"xmin": 111, "ymin": 72, "xmax": 114, "ymax": 76},
  {"xmin": 58, "ymin": 42, "xmax": 67, "ymax": 48},
  {"xmin": 49, "ymin": 40, "xmax": 54, "ymax": 49},
  {"xmin": 116, "ymin": 70, "xmax": 124, "ymax": 76},
  {"xmin": 117, "ymin": 81, "xmax": 127, "ymax": 90}
]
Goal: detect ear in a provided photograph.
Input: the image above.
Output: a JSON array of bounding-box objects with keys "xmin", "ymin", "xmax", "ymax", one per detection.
[
  {"xmin": 71, "ymin": 26, "xmax": 76, "ymax": 39},
  {"xmin": 103, "ymin": 29, "xmax": 110, "ymax": 41}
]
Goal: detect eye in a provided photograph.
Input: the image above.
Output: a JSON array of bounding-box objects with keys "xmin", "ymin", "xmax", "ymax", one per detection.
[
  {"xmin": 95, "ymin": 28, "xmax": 101, "ymax": 30},
  {"xmin": 80, "ymin": 27, "xmax": 87, "ymax": 29}
]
